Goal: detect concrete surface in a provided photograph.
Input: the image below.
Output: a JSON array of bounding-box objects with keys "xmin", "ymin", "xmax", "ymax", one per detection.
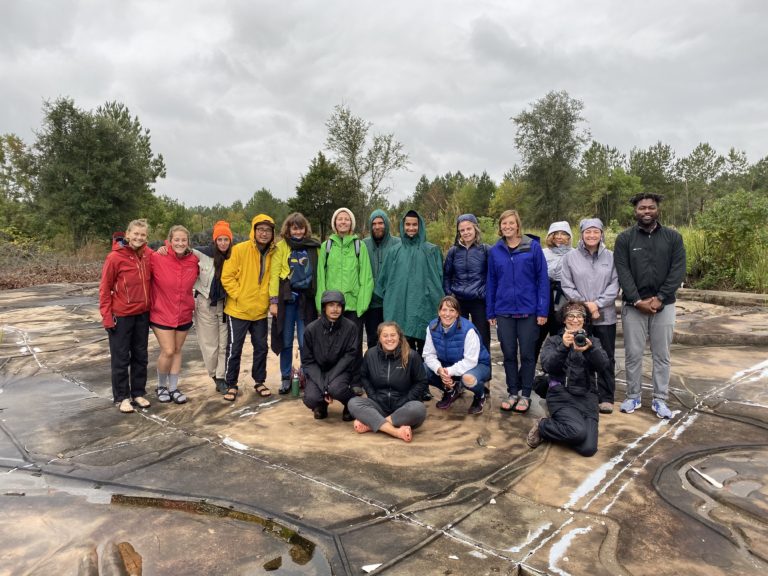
[{"xmin": 1, "ymin": 283, "xmax": 767, "ymax": 575}]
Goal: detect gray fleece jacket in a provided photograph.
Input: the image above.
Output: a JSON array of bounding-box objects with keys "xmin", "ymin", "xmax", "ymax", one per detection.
[{"xmin": 560, "ymin": 241, "xmax": 619, "ymax": 326}]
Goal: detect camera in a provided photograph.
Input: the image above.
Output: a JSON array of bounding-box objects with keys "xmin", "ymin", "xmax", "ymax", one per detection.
[{"xmin": 573, "ymin": 329, "xmax": 588, "ymax": 347}]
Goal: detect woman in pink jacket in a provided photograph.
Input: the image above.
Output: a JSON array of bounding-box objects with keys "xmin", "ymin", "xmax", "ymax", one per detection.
[{"xmin": 150, "ymin": 225, "xmax": 199, "ymax": 404}]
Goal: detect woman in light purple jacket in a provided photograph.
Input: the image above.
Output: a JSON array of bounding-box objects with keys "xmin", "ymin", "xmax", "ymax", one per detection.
[{"xmin": 560, "ymin": 218, "xmax": 619, "ymax": 414}]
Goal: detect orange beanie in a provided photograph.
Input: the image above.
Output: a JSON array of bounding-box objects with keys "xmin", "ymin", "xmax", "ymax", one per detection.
[{"xmin": 212, "ymin": 220, "xmax": 233, "ymax": 242}]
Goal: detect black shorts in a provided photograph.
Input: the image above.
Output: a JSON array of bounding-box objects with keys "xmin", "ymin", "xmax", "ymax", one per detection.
[{"xmin": 150, "ymin": 321, "xmax": 193, "ymax": 332}]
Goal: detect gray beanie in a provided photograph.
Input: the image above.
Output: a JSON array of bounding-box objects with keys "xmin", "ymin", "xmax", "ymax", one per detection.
[
  {"xmin": 546, "ymin": 221, "xmax": 572, "ymax": 237},
  {"xmin": 579, "ymin": 218, "xmax": 604, "ymax": 233}
]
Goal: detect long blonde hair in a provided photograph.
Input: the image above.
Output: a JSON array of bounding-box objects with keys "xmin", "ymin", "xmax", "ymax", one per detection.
[{"xmin": 377, "ymin": 321, "xmax": 410, "ymax": 369}]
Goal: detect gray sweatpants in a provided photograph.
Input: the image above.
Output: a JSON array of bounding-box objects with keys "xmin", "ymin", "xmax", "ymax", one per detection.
[
  {"xmin": 348, "ymin": 397, "xmax": 426, "ymax": 432},
  {"xmin": 622, "ymin": 304, "xmax": 675, "ymax": 401}
]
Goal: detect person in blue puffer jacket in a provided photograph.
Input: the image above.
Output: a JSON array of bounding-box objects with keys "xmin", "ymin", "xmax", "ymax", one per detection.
[
  {"xmin": 423, "ymin": 296, "xmax": 492, "ymax": 415},
  {"xmin": 443, "ymin": 213, "xmax": 491, "ymax": 350}
]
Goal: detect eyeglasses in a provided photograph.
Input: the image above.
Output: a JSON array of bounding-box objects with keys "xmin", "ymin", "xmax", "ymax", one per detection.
[
  {"xmin": 254, "ymin": 226, "xmax": 273, "ymax": 233},
  {"xmin": 565, "ymin": 312, "xmax": 586, "ymax": 319}
]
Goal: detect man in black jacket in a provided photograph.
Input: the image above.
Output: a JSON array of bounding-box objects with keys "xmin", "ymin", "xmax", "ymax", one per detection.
[
  {"xmin": 302, "ymin": 291, "xmax": 359, "ymax": 420},
  {"xmin": 614, "ymin": 193, "xmax": 686, "ymax": 419}
]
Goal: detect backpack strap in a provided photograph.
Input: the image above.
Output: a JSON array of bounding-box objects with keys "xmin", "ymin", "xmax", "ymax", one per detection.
[{"xmin": 324, "ymin": 237, "xmax": 361, "ymax": 276}]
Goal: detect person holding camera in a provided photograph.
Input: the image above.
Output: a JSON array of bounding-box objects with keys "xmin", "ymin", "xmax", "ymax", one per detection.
[{"xmin": 526, "ymin": 301, "xmax": 610, "ymax": 457}]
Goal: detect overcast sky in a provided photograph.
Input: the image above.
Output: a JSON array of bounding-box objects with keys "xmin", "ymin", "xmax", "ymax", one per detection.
[{"xmin": 2, "ymin": 0, "xmax": 767, "ymax": 207}]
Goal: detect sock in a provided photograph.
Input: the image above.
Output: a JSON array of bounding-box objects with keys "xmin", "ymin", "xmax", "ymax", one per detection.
[
  {"xmin": 157, "ymin": 371, "xmax": 168, "ymax": 390},
  {"xmin": 168, "ymin": 373, "xmax": 179, "ymax": 392}
]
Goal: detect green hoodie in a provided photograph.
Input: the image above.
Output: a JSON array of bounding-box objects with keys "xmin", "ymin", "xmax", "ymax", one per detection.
[
  {"xmin": 362, "ymin": 209, "xmax": 401, "ymax": 309},
  {"xmin": 375, "ymin": 211, "xmax": 444, "ymax": 340},
  {"xmin": 316, "ymin": 232, "xmax": 374, "ymax": 317}
]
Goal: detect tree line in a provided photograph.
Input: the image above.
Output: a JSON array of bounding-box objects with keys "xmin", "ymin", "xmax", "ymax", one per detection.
[{"xmin": 2, "ymin": 92, "xmax": 767, "ymax": 289}]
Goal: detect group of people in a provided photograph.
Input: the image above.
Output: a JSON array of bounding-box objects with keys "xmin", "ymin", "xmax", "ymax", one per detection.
[{"xmin": 99, "ymin": 192, "xmax": 685, "ymax": 453}]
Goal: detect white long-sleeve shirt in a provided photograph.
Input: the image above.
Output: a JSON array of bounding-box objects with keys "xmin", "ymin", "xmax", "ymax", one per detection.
[{"xmin": 423, "ymin": 323, "xmax": 481, "ymax": 376}]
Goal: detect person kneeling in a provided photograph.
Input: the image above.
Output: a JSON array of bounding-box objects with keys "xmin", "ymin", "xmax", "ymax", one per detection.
[
  {"xmin": 348, "ymin": 322, "xmax": 427, "ymax": 443},
  {"xmin": 423, "ymin": 296, "xmax": 492, "ymax": 415},
  {"xmin": 302, "ymin": 291, "xmax": 359, "ymax": 421},
  {"xmin": 526, "ymin": 301, "xmax": 610, "ymax": 457}
]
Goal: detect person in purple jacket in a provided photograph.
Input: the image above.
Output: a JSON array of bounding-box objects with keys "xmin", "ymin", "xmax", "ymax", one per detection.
[{"xmin": 487, "ymin": 210, "xmax": 549, "ymax": 413}]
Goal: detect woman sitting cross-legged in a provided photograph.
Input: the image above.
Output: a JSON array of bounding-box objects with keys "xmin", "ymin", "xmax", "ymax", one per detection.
[
  {"xmin": 348, "ymin": 322, "xmax": 427, "ymax": 443},
  {"xmin": 526, "ymin": 301, "xmax": 610, "ymax": 457},
  {"xmin": 423, "ymin": 295, "xmax": 492, "ymax": 415}
]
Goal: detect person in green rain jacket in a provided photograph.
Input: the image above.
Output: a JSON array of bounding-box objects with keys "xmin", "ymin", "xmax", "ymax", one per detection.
[
  {"xmin": 316, "ymin": 207, "xmax": 374, "ymax": 353},
  {"xmin": 362, "ymin": 209, "xmax": 401, "ymax": 348},
  {"xmin": 376, "ymin": 210, "xmax": 444, "ymax": 355}
]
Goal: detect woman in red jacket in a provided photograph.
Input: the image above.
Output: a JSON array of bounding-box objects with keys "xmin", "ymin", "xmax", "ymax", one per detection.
[
  {"xmin": 99, "ymin": 219, "xmax": 153, "ymax": 414},
  {"xmin": 150, "ymin": 225, "xmax": 199, "ymax": 404}
]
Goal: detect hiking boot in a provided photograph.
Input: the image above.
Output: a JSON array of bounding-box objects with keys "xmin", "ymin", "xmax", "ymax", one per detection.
[
  {"xmin": 422, "ymin": 391, "xmax": 433, "ymax": 402},
  {"xmin": 620, "ymin": 397, "xmax": 641, "ymax": 414},
  {"xmin": 214, "ymin": 378, "xmax": 228, "ymax": 394},
  {"xmin": 527, "ymin": 418, "xmax": 543, "ymax": 449},
  {"xmin": 278, "ymin": 379, "xmax": 291, "ymax": 395},
  {"xmin": 436, "ymin": 385, "xmax": 462, "ymax": 410},
  {"xmin": 652, "ymin": 399, "xmax": 673, "ymax": 419},
  {"xmin": 599, "ymin": 402, "xmax": 614, "ymax": 414},
  {"xmin": 313, "ymin": 404, "xmax": 328, "ymax": 420},
  {"xmin": 342, "ymin": 405, "xmax": 354, "ymax": 421},
  {"xmin": 468, "ymin": 394, "xmax": 486, "ymax": 415}
]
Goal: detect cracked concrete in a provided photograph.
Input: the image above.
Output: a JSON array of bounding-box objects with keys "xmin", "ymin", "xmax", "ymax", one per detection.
[{"xmin": 1, "ymin": 283, "xmax": 767, "ymax": 575}]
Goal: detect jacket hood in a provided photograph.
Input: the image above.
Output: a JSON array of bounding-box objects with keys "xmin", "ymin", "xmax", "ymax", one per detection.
[
  {"xmin": 249, "ymin": 214, "xmax": 276, "ymax": 245},
  {"xmin": 547, "ymin": 221, "xmax": 573, "ymax": 238},
  {"xmin": 331, "ymin": 207, "xmax": 356, "ymax": 234},
  {"xmin": 368, "ymin": 209, "xmax": 392, "ymax": 241},
  {"xmin": 399, "ymin": 210, "xmax": 426, "ymax": 245}
]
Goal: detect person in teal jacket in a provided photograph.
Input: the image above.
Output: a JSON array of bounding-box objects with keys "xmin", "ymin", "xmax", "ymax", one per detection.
[
  {"xmin": 376, "ymin": 210, "xmax": 444, "ymax": 355},
  {"xmin": 316, "ymin": 207, "xmax": 374, "ymax": 356},
  {"xmin": 362, "ymin": 209, "xmax": 401, "ymax": 348}
]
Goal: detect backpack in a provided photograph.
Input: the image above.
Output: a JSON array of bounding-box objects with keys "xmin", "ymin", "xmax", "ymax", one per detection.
[{"xmin": 288, "ymin": 247, "xmax": 313, "ymax": 290}]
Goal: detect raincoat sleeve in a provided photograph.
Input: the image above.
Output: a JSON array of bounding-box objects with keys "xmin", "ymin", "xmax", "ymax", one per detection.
[
  {"xmin": 360, "ymin": 351, "xmax": 374, "ymax": 398},
  {"xmin": 315, "ymin": 242, "xmax": 328, "ymax": 311},
  {"xmin": 356, "ymin": 241, "xmax": 374, "ymax": 316},
  {"xmin": 533, "ymin": 244, "xmax": 550, "ymax": 317},
  {"xmin": 301, "ymin": 326, "xmax": 324, "ymax": 386},
  {"xmin": 98, "ymin": 255, "xmax": 117, "ymax": 328},
  {"xmin": 595, "ymin": 255, "xmax": 620, "ymax": 310},
  {"xmin": 221, "ymin": 247, "xmax": 241, "ymax": 303},
  {"xmin": 443, "ymin": 246, "xmax": 455, "ymax": 295},
  {"xmin": 486, "ymin": 249, "xmax": 497, "ymax": 320},
  {"xmin": 405, "ymin": 353, "xmax": 427, "ymax": 403},
  {"xmin": 559, "ymin": 253, "xmax": 582, "ymax": 301}
]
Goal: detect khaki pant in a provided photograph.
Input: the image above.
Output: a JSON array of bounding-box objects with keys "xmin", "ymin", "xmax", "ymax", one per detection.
[{"xmin": 194, "ymin": 294, "xmax": 227, "ymax": 379}]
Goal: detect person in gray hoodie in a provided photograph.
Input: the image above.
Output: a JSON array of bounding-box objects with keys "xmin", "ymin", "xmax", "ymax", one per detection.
[
  {"xmin": 362, "ymin": 209, "xmax": 401, "ymax": 349},
  {"xmin": 560, "ymin": 218, "xmax": 619, "ymax": 413}
]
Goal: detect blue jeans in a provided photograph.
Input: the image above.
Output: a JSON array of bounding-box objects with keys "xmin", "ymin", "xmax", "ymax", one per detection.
[
  {"xmin": 280, "ymin": 300, "xmax": 305, "ymax": 380},
  {"xmin": 427, "ymin": 362, "xmax": 491, "ymax": 398},
  {"xmin": 496, "ymin": 315, "xmax": 538, "ymax": 398}
]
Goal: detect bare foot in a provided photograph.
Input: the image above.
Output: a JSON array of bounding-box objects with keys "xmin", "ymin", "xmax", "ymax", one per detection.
[
  {"xmin": 353, "ymin": 419, "xmax": 372, "ymax": 434},
  {"xmin": 396, "ymin": 425, "xmax": 413, "ymax": 443}
]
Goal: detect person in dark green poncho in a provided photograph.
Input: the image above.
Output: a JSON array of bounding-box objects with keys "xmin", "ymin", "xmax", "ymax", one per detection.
[{"xmin": 376, "ymin": 210, "xmax": 444, "ymax": 355}]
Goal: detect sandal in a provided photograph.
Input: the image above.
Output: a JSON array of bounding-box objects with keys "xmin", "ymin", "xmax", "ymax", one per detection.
[
  {"xmin": 500, "ymin": 396, "xmax": 518, "ymax": 412},
  {"xmin": 157, "ymin": 387, "xmax": 171, "ymax": 403},
  {"xmin": 514, "ymin": 397, "xmax": 530, "ymax": 413},
  {"xmin": 170, "ymin": 389, "xmax": 187, "ymax": 404},
  {"xmin": 254, "ymin": 383, "xmax": 272, "ymax": 397},
  {"xmin": 224, "ymin": 387, "xmax": 238, "ymax": 402}
]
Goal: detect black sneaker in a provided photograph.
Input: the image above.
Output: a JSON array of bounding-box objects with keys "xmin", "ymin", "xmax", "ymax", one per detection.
[
  {"xmin": 313, "ymin": 405, "xmax": 328, "ymax": 420},
  {"xmin": 422, "ymin": 391, "xmax": 433, "ymax": 402},
  {"xmin": 342, "ymin": 406, "xmax": 354, "ymax": 421},
  {"xmin": 279, "ymin": 379, "xmax": 291, "ymax": 395},
  {"xmin": 436, "ymin": 385, "xmax": 462, "ymax": 410},
  {"xmin": 468, "ymin": 394, "xmax": 486, "ymax": 415}
]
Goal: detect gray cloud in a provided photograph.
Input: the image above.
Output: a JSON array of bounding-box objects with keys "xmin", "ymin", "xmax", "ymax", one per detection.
[{"xmin": 1, "ymin": 0, "xmax": 766, "ymax": 209}]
